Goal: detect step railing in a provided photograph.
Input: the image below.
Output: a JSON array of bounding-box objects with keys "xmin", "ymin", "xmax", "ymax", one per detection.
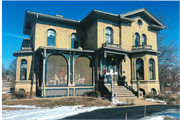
[{"xmin": 124, "ymin": 84, "xmax": 138, "ymax": 96}]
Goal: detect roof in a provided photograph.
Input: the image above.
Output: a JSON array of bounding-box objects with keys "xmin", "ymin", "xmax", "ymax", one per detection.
[
  {"xmin": 120, "ymin": 8, "xmax": 166, "ymax": 29},
  {"xmin": 23, "ymin": 8, "xmax": 166, "ymax": 35},
  {"xmin": 13, "ymin": 50, "xmax": 33, "ymax": 56}
]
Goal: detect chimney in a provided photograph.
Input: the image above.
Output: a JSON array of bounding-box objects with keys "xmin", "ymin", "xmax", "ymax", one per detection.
[{"xmin": 56, "ymin": 14, "xmax": 63, "ymax": 18}]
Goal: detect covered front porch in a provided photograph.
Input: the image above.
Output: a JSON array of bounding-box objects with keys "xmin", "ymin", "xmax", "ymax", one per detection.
[
  {"xmin": 94, "ymin": 43, "xmax": 137, "ymax": 99},
  {"xmin": 34, "ymin": 46, "xmax": 95, "ymax": 98}
]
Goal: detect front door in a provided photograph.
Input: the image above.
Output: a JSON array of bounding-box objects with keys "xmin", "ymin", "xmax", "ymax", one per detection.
[{"xmin": 101, "ymin": 56, "xmax": 117, "ymax": 84}]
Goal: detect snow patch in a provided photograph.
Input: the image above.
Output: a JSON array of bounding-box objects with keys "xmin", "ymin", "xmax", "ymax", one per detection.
[
  {"xmin": 112, "ymin": 100, "xmax": 128, "ymax": 105},
  {"xmin": 2, "ymin": 91, "xmax": 11, "ymax": 94},
  {"xmin": 139, "ymin": 109, "xmax": 180, "ymax": 120},
  {"xmin": 2, "ymin": 105, "xmax": 41, "ymax": 109},
  {"xmin": 2, "ymin": 105, "xmax": 111, "ymax": 119},
  {"xmin": 145, "ymin": 98, "xmax": 166, "ymax": 104}
]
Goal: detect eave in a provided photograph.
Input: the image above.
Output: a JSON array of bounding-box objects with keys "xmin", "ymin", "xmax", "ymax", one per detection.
[
  {"xmin": 120, "ymin": 8, "xmax": 166, "ymax": 29},
  {"xmin": 23, "ymin": 11, "xmax": 80, "ymax": 35}
]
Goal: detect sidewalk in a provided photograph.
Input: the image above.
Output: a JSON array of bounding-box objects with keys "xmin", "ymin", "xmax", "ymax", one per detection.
[{"xmin": 133, "ymin": 98, "xmax": 162, "ymax": 106}]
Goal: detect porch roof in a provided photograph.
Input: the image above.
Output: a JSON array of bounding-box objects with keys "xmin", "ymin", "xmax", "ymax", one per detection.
[{"xmin": 36, "ymin": 46, "xmax": 95, "ymax": 54}]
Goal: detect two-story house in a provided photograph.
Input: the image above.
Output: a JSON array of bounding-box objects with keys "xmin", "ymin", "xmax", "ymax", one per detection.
[{"xmin": 13, "ymin": 8, "xmax": 166, "ymax": 98}]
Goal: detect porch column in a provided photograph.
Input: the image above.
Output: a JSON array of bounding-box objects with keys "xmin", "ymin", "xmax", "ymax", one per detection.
[
  {"xmin": 42, "ymin": 48, "xmax": 46, "ymax": 97},
  {"xmin": 94, "ymin": 52, "xmax": 99, "ymax": 90}
]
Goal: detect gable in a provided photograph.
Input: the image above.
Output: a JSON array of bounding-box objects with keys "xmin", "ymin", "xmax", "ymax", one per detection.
[{"xmin": 120, "ymin": 8, "xmax": 166, "ymax": 30}]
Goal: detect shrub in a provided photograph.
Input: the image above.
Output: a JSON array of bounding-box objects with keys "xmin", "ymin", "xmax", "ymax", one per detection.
[
  {"xmin": 146, "ymin": 92, "xmax": 154, "ymax": 98},
  {"xmin": 11, "ymin": 90, "xmax": 28, "ymax": 99},
  {"xmin": 83, "ymin": 91, "xmax": 101, "ymax": 98}
]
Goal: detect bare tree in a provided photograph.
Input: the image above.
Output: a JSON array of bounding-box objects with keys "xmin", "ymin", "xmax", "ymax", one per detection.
[
  {"xmin": 156, "ymin": 11, "xmax": 180, "ymax": 88},
  {"xmin": 7, "ymin": 59, "xmax": 17, "ymax": 80},
  {"xmin": 2, "ymin": 64, "xmax": 6, "ymax": 77}
]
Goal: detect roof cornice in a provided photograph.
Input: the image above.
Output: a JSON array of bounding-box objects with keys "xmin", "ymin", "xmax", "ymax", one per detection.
[
  {"xmin": 120, "ymin": 7, "xmax": 166, "ymax": 29},
  {"xmin": 23, "ymin": 8, "xmax": 166, "ymax": 35}
]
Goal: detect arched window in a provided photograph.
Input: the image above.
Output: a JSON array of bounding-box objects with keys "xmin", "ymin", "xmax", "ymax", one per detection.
[
  {"xmin": 74, "ymin": 57, "xmax": 92, "ymax": 86},
  {"xmin": 71, "ymin": 33, "xmax": 78, "ymax": 48},
  {"xmin": 142, "ymin": 34, "xmax": 147, "ymax": 45},
  {"xmin": 140, "ymin": 88, "xmax": 146, "ymax": 95},
  {"xmin": 149, "ymin": 58, "xmax": 155, "ymax": 80},
  {"xmin": 47, "ymin": 29, "xmax": 56, "ymax": 46},
  {"xmin": 135, "ymin": 33, "xmax": 140, "ymax": 46},
  {"xmin": 46, "ymin": 55, "xmax": 67, "ymax": 86},
  {"xmin": 105, "ymin": 27, "xmax": 113, "ymax": 44},
  {"xmin": 136, "ymin": 58, "xmax": 144, "ymax": 80},
  {"xmin": 20, "ymin": 59, "xmax": 27, "ymax": 80},
  {"xmin": 151, "ymin": 88, "xmax": 157, "ymax": 95}
]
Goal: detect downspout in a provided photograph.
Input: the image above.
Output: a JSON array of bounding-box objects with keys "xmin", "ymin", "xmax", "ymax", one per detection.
[
  {"xmin": 42, "ymin": 48, "xmax": 46, "ymax": 97},
  {"xmin": 34, "ymin": 13, "xmax": 38, "ymax": 51}
]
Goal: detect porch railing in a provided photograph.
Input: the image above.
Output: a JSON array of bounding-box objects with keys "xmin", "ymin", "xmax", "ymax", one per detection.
[
  {"xmin": 132, "ymin": 45, "xmax": 152, "ymax": 50},
  {"xmin": 102, "ymin": 43, "xmax": 121, "ymax": 49}
]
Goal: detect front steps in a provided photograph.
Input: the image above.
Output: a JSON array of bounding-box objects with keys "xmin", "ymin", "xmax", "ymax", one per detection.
[{"xmin": 105, "ymin": 84, "xmax": 137, "ymax": 102}]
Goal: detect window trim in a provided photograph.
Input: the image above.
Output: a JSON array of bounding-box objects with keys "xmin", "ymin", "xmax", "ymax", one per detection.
[
  {"xmin": 20, "ymin": 59, "xmax": 27, "ymax": 80},
  {"xmin": 105, "ymin": 27, "xmax": 113, "ymax": 44},
  {"xmin": 137, "ymin": 19, "xmax": 143, "ymax": 27},
  {"xmin": 142, "ymin": 34, "xmax": 147, "ymax": 45},
  {"xmin": 71, "ymin": 33, "xmax": 78, "ymax": 49},
  {"xmin": 149, "ymin": 58, "xmax": 155, "ymax": 80},
  {"xmin": 136, "ymin": 58, "xmax": 144, "ymax": 80},
  {"xmin": 47, "ymin": 29, "xmax": 56, "ymax": 46},
  {"xmin": 134, "ymin": 32, "xmax": 140, "ymax": 46}
]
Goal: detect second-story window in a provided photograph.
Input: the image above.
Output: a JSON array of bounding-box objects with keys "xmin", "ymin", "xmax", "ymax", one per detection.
[
  {"xmin": 71, "ymin": 33, "xmax": 78, "ymax": 48},
  {"xmin": 142, "ymin": 34, "xmax": 147, "ymax": 45},
  {"xmin": 135, "ymin": 33, "xmax": 140, "ymax": 46},
  {"xmin": 47, "ymin": 29, "xmax": 56, "ymax": 46},
  {"xmin": 105, "ymin": 27, "xmax": 113, "ymax": 44}
]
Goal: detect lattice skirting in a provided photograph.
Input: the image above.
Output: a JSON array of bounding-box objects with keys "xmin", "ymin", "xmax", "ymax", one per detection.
[
  {"xmin": 75, "ymin": 88, "xmax": 93, "ymax": 96},
  {"xmin": 41, "ymin": 87, "xmax": 93, "ymax": 98}
]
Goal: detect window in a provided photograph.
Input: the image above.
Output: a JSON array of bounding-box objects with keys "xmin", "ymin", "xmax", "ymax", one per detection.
[
  {"xmin": 46, "ymin": 55, "xmax": 67, "ymax": 86},
  {"xmin": 137, "ymin": 19, "xmax": 143, "ymax": 27},
  {"xmin": 71, "ymin": 33, "xmax": 78, "ymax": 48},
  {"xmin": 74, "ymin": 57, "xmax": 92, "ymax": 86},
  {"xmin": 142, "ymin": 34, "xmax": 147, "ymax": 45},
  {"xmin": 20, "ymin": 59, "xmax": 27, "ymax": 80},
  {"xmin": 136, "ymin": 58, "xmax": 144, "ymax": 80},
  {"xmin": 47, "ymin": 29, "xmax": 56, "ymax": 46},
  {"xmin": 105, "ymin": 27, "xmax": 113, "ymax": 44},
  {"xmin": 149, "ymin": 58, "xmax": 155, "ymax": 80},
  {"xmin": 135, "ymin": 33, "xmax": 140, "ymax": 46}
]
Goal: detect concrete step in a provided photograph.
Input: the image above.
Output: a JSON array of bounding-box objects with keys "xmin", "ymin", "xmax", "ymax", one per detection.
[{"xmin": 105, "ymin": 85, "xmax": 137, "ymax": 99}]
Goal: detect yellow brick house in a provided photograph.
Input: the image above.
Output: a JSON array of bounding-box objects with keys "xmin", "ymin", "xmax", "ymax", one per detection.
[{"xmin": 13, "ymin": 8, "xmax": 166, "ymax": 98}]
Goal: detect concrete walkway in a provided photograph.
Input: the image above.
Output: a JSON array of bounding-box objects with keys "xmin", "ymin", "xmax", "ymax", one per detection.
[{"xmin": 133, "ymin": 98, "xmax": 161, "ymax": 106}]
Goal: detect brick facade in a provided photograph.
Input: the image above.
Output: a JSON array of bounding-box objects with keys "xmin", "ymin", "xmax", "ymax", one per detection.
[{"xmin": 14, "ymin": 8, "xmax": 166, "ymax": 97}]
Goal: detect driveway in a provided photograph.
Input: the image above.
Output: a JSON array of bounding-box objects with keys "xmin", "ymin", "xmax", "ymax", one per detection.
[{"xmin": 63, "ymin": 105, "xmax": 179, "ymax": 119}]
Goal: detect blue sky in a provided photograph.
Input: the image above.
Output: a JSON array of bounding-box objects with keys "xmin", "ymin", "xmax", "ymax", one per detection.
[{"xmin": 2, "ymin": 1, "xmax": 179, "ymax": 68}]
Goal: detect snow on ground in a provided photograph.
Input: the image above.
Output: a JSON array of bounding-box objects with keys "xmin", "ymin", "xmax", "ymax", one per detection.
[
  {"xmin": 2, "ymin": 91, "xmax": 11, "ymax": 94},
  {"xmin": 2, "ymin": 105, "xmax": 41, "ymax": 109},
  {"xmin": 145, "ymin": 98, "xmax": 167, "ymax": 104},
  {"xmin": 165, "ymin": 91, "xmax": 180, "ymax": 94},
  {"xmin": 2, "ymin": 105, "xmax": 112, "ymax": 119},
  {"xmin": 138, "ymin": 109, "xmax": 180, "ymax": 120},
  {"xmin": 112, "ymin": 100, "xmax": 128, "ymax": 105},
  {"xmin": 2, "ymin": 99, "xmax": 128, "ymax": 119},
  {"xmin": 139, "ymin": 115, "xmax": 164, "ymax": 120}
]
